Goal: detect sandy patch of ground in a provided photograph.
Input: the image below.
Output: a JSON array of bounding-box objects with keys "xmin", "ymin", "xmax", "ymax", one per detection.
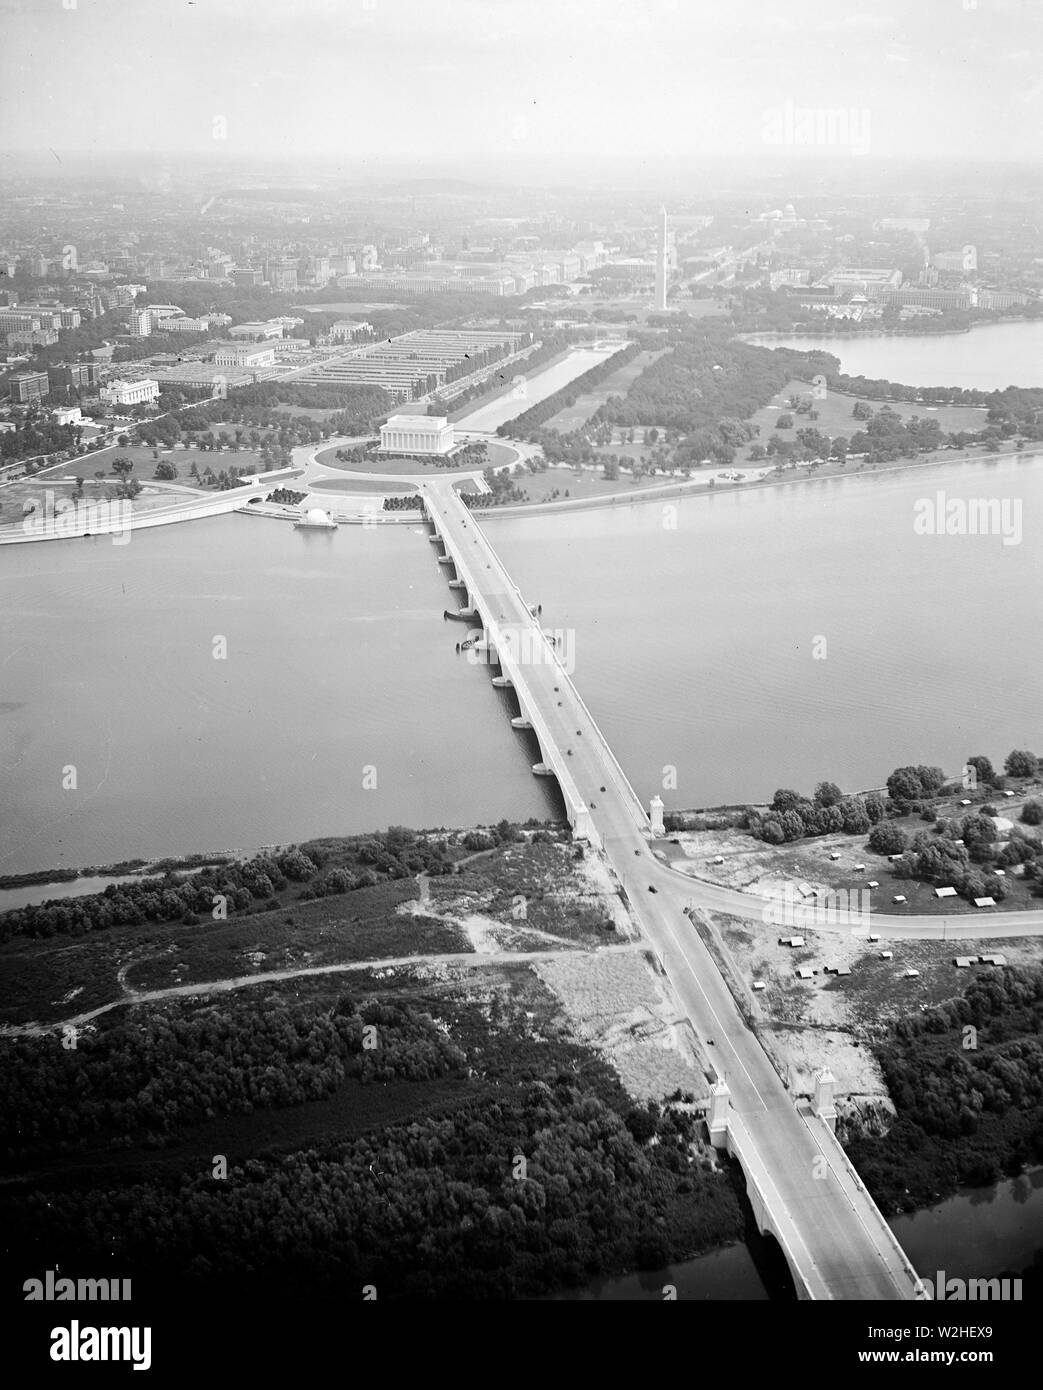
[
  {"xmin": 702, "ymin": 907, "xmax": 1043, "ymax": 1103},
  {"xmin": 532, "ymin": 950, "xmax": 709, "ymax": 1102}
]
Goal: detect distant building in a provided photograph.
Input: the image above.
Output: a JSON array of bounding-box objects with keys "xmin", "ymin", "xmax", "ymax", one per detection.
[
  {"xmin": 932, "ymin": 245, "xmax": 977, "ymax": 274},
  {"xmin": 51, "ymin": 405, "xmax": 83, "ymax": 425},
  {"xmin": 228, "ymin": 320, "xmax": 285, "ymax": 340},
  {"xmin": 231, "ymin": 267, "xmax": 264, "ymax": 287},
  {"xmin": 0, "ymin": 310, "xmax": 41, "ymax": 335},
  {"xmin": 329, "ymin": 319, "xmax": 373, "ymax": 342},
  {"xmin": 9, "ymin": 370, "xmax": 50, "ymax": 403},
  {"xmin": 822, "ymin": 267, "xmax": 902, "ymax": 298},
  {"xmin": 160, "ymin": 316, "xmax": 212, "ymax": 332},
  {"xmin": 379, "ymin": 414, "xmax": 454, "ymax": 455},
  {"xmin": 128, "ymin": 308, "xmax": 152, "ymax": 337},
  {"xmin": 769, "ymin": 268, "xmax": 811, "ymax": 289},
  {"xmin": 882, "ymin": 286, "xmax": 971, "ymax": 312},
  {"xmin": 7, "ymin": 329, "xmax": 59, "ymax": 347},
  {"xmin": 48, "ymin": 361, "xmax": 99, "ymax": 392},
  {"xmin": 266, "ymin": 258, "xmax": 299, "ymax": 291},
  {"xmin": 976, "ymin": 288, "xmax": 1030, "ymax": 310},
  {"xmin": 100, "ymin": 378, "xmax": 160, "ymax": 406},
  {"xmin": 212, "ymin": 342, "xmax": 277, "ymax": 368}
]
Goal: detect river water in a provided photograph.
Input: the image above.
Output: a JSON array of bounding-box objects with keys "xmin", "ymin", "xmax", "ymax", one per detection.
[
  {"xmin": 562, "ymin": 1166, "xmax": 1043, "ymax": 1300},
  {"xmin": 742, "ymin": 319, "xmax": 1043, "ymax": 391},
  {"xmin": 2, "ymin": 453, "xmax": 1039, "ymax": 874}
]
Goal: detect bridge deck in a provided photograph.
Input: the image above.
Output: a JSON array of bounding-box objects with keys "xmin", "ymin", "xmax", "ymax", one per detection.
[{"xmin": 425, "ymin": 479, "xmax": 920, "ymax": 1301}]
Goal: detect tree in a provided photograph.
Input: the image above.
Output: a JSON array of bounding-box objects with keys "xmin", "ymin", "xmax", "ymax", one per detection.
[
  {"xmin": 112, "ymin": 457, "xmax": 134, "ymax": 480},
  {"xmin": 1020, "ymin": 800, "xmax": 1043, "ymax": 826},
  {"xmin": 868, "ymin": 823, "xmax": 907, "ymax": 856},
  {"xmin": 887, "ymin": 767, "xmax": 923, "ymax": 805},
  {"xmin": 814, "ymin": 781, "xmax": 843, "ymax": 808},
  {"xmin": 839, "ymin": 797, "xmax": 871, "ymax": 835},
  {"xmin": 864, "ymin": 792, "xmax": 886, "ymax": 824},
  {"xmin": 154, "ymin": 461, "xmax": 177, "ymax": 480},
  {"xmin": 1005, "ymin": 749, "xmax": 1038, "ymax": 779},
  {"xmin": 775, "ymin": 413, "xmax": 794, "ymax": 429},
  {"xmin": 916, "ymin": 765, "xmax": 946, "ymax": 796},
  {"xmin": 966, "ymin": 754, "xmax": 998, "ymax": 788},
  {"xmin": 852, "ymin": 400, "xmax": 873, "ymax": 420},
  {"xmin": 771, "ymin": 788, "xmax": 803, "ymax": 813},
  {"xmin": 961, "ymin": 814, "xmax": 996, "ymax": 862}
]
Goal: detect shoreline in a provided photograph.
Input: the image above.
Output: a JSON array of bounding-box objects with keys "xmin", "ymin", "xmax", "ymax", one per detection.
[{"xmin": 479, "ymin": 442, "xmax": 1041, "ymax": 519}]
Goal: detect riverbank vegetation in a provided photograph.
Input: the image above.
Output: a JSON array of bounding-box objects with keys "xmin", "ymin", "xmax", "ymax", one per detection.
[
  {"xmin": 0, "ymin": 827, "xmax": 466, "ymax": 943},
  {"xmin": 845, "ymin": 966, "xmax": 1043, "ymax": 1213}
]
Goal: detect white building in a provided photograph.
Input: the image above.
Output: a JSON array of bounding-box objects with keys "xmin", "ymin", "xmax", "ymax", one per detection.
[
  {"xmin": 379, "ymin": 414, "xmax": 454, "ymax": 455},
  {"xmin": 330, "ymin": 319, "xmax": 374, "ymax": 342},
  {"xmin": 101, "ymin": 378, "xmax": 160, "ymax": 406},
  {"xmin": 128, "ymin": 308, "xmax": 152, "ymax": 337},
  {"xmin": 212, "ymin": 343, "xmax": 277, "ymax": 368},
  {"xmin": 52, "ymin": 406, "xmax": 83, "ymax": 425},
  {"xmin": 228, "ymin": 320, "xmax": 286, "ymax": 340}
]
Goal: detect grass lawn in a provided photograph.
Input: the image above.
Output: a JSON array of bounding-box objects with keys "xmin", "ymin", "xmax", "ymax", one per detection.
[
  {"xmin": 542, "ymin": 349, "xmax": 667, "ymax": 432},
  {"xmin": 742, "ymin": 380, "xmax": 990, "ymax": 462},
  {"xmin": 498, "ymin": 462, "xmax": 685, "ymax": 504},
  {"xmin": 308, "ymin": 476, "xmax": 418, "ymax": 495}
]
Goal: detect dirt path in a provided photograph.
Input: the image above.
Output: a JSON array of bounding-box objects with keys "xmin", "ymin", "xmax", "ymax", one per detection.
[{"xmin": 2, "ymin": 942, "xmax": 643, "ymax": 1038}]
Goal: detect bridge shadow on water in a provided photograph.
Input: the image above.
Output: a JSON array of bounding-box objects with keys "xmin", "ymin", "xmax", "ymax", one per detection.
[{"xmin": 726, "ymin": 1157, "xmax": 800, "ymax": 1301}]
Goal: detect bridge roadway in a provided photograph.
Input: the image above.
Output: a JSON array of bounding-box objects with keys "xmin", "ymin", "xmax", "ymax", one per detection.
[{"xmin": 424, "ymin": 480, "xmax": 924, "ymax": 1300}]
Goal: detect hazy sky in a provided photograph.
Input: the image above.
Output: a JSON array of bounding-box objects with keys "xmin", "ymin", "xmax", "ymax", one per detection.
[{"xmin": 1, "ymin": 0, "xmax": 1040, "ymax": 169}]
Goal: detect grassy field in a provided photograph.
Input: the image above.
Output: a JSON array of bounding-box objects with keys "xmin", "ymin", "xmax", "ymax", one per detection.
[
  {"xmin": 307, "ymin": 476, "xmax": 418, "ymax": 495},
  {"xmin": 741, "ymin": 380, "xmax": 990, "ymax": 462},
  {"xmin": 542, "ymin": 349, "xmax": 667, "ymax": 432},
  {"xmin": 496, "ymin": 462, "xmax": 687, "ymax": 505}
]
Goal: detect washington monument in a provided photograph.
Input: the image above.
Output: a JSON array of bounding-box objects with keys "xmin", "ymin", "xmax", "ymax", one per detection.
[{"xmin": 655, "ymin": 205, "xmax": 668, "ymax": 311}]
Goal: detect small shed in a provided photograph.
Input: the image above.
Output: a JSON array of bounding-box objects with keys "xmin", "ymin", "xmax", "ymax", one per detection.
[
  {"xmin": 903, "ymin": 968, "xmax": 921, "ymax": 979},
  {"xmin": 853, "ymin": 863, "xmax": 866, "ymax": 872},
  {"xmin": 795, "ymin": 967, "xmax": 814, "ymax": 979},
  {"xmin": 879, "ymin": 950, "xmax": 894, "ymax": 960},
  {"xmin": 893, "ymin": 895, "xmax": 907, "ymax": 904},
  {"xmin": 935, "ymin": 886, "xmax": 958, "ymax": 899},
  {"xmin": 973, "ymin": 896, "xmax": 996, "ymax": 908},
  {"xmin": 953, "ymin": 957, "xmax": 974, "ymax": 968},
  {"xmin": 980, "ymin": 954, "xmax": 1007, "ymax": 966},
  {"xmin": 867, "ymin": 880, "xmax": 879, "ymax": 889}
]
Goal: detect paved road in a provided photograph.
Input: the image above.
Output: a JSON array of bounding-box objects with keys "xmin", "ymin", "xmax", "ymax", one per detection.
[{"xmin": 426, "ymin": 479, "xmax": 927, "ymax": 1299}]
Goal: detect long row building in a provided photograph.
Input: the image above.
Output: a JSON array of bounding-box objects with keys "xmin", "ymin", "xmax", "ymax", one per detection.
[{"xmin": 292, "ymin": 328, "xmax": 532, "ymax": 402}]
